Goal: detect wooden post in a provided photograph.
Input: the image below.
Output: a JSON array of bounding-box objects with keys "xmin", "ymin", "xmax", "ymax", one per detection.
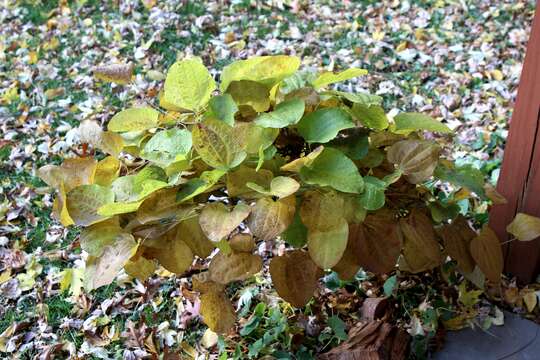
[{"xmin": 489, "ymin": 1, "xmax": 540, "ymax": 283}]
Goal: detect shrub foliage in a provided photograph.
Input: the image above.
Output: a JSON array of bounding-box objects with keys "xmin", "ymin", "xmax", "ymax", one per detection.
[{"xmin": 38, "ymin": 56, "xmax": 539, "ymax": 334}]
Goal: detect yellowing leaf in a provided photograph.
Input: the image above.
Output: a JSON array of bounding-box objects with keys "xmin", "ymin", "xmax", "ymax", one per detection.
[
  {"xmin": 506, "ymin": 213, "xmax": 540, "ymax": 242},
  {"xmin": 192, "ymin": 118, "xmax": 247, "ymax": 170},
  {"xmin": 270, "ymin": 250, "xmax": 322, "ymax": 307},
  {"xmin": 393, "ymin": 112, "xmax": 451, "ymax": 134},
  {"xmin": 220, "ymin": 55, "xmax": 300, "ymax": 92},
  {"xmin": 93, "ymin": 63, "xmax": 134, "ymax": 84},
  {"xmin": 226, "ymin": 80, "xmax": 271, "ymax": 113},
  {"xmin": 108, "ymin": 107, "xmax": 160, "ymax": 132},
  {"xmin": 143, "ymin": 231, "xmax": 194, "ymax": 274},
  {"xmin": 300, "ymin": 189, "xmax": 345, "ymax": 232},
  {"xmin": 199, "ymin": 203, "xmax": 251, "ymax": 242},
  {"xmin": 312, "ymin": 68, "xmax": 367, "ymax": 89},
  {"xmin": 247, "ymin": 196, "xmax": 296, "ymax": 241},
  {"xmin": 94, "ymin": 156, "xmax": 121, "ymax": 186},
  {"xmin": 85, "ymin": 233, "xmax": 137, "ymax": 290},
  {"xmin": 80, "ymin": 217, "xmax": 122, "ymax": 256},
  {"xmin": 226, "ymin": 166, "xmax": 273, "ymax": 198},
  {"xmin": 38, "ymin": 157, "xmax": 97, "ymax": 192},
  {"xmin": 387, "ymin": 140, "xmax": 440, "ymax": 184},
  {"xmin": 523, "ymin": 290, "xmax": 537, "ymax": 312},
  {"xmin": 236, "ymin": 122, "xmax": 279, "ymax": 154},
  {"xmin": 308, "ymin": 218, "xmax": 349, "ymax": 269},
  {"xmin": 200, "ymin": 290, "xmax": 236, "ymax": 334},
  {"xmin": 176, "ymin": 217, "xmax": 215, "ymax": 258},
  {"xmin": 280, "ymin": 146, "xmax": 324, "ymax": 173},
  {"xmin": 163, "ymin": 58, "xmax": 216, "ymax": 111},
  {"xmin": 470, "ymin": 225, "xmax": 503, "ymax": 283},
  {"xmin": 209, "ymin": 252, "xmax": 263, "ymax": 284},
  {"xmin": 246, "ymin": 176, "xmax": 300, "ymax": 199},
  {"xmin": 124, "ymin": 255, "xmax": 157, "ymax": 281},
  {"xmin": 66, "ymin": 184, "xmax": 114, "ymax": 226}
]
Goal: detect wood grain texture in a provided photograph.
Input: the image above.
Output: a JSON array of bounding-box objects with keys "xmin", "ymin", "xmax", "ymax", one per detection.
[{"xmin": 489, "ymin": 0, "xmax": 540, "ymax": 283}]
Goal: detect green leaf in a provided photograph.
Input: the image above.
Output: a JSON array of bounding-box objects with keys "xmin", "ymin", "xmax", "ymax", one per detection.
[
  {"xmin": 328, "ymin": 315, "xmax": 348, "ymax": 341},
  {"xmin": 351, "ymin": 103, "xmax": 388, "ymax": 130},
  {"xmin": 359, "ymin": 176, "xmax": 386, "ymax": 211},
  {"xmin": 394, "ymin": 112, "xmax": 451, "ymax": 134},
  {"xmin": 308, "ymin": 218, "xmax": 348, "ymax": 269},
  {"xmin": 108, "ymin": 107, "xmax": 160, "ymax": 132},
  {"xmin": 141, "ymin": 128, "xmax": 192, "ymax": 167},
  {"xmin": 383, "ymin": 275, "xmax": 397, "ymax": 297},
  {"xmin": 176, "ymin": 169, "xmax": 226, "ymax": 202},
  {"xmin": 434, "ymin": 163, "xmax": 486, "ymax": 198},
  {"xmin": 312, "ymin": 68, "xmax": 368, "ymax": 89},
  {"xmin": 327, "ymin": 130, "xmax": 369, "ymax": 160},
  {"xmin": 207, "ymin": 94, "xmax": 238, "ymax": 126},
  {"xmin": 162, "ymin": 58, "xmax": 216, "ymax": 111},
  {"xmin": 254, "ymin": 99, "xmax": 305, "ymax": 128},
  {"xmin": 220, "ymin": 55, "xmax": 300, "ymax": 91},
  {"xmin": 300, "ymin": 148, "xmax": 364, "ymax": 194},
  {"xmin": 282, "ymin": 210, "xmax": 308, "ymax": 248},
  {"xmin": 297, "ymin": 108, "xmax": 355, "ymax": 144},
  {"xmin": 193, "ymin": 118, "xmax": 247, "ymax": 170}
]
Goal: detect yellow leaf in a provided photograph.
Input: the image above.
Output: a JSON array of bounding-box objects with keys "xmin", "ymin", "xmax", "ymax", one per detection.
[
  {"xmin": 209, "ymin": 252, "xmax": 263, "ymax": 284},
  {"xmin": 507, "ymin": 213, "xmax": 540, "ymax": 242},
  {"xmin": 199, "ymin": 203, "xmax": 251, "ymax": 242},
  {"xmin": 108, "ymin": 107, "xmax": 160, "ymax": 132},
  {"xmin": 94, "ymin": 156, "xmax": 121, "ymax": 186},
  {"xmin": 523, "ymin": 290, "xmax": 537, "ymax": 312},
  {"xmin": 312, "ymin": 68, "xmax": 368, "ymax": 90},
  {"xmin": 200, "ymin": 290, "xmax": 236, "ymax": 334}
]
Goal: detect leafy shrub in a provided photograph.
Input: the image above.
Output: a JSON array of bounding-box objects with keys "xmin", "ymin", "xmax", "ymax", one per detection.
[{"xmin": 38, "ymin": 55, "xmax": 540, "ymax": 334}]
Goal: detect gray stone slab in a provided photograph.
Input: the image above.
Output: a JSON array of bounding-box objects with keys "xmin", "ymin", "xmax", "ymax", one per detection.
[{"xmin": 435, "ymin": 312, "xmax": 540, "ymax": 360}]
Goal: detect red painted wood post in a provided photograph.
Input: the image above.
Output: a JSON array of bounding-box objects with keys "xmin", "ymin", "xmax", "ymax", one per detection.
[{"xmin": 489, "ymin": 0, "xmax": 540, "ymax": 284}]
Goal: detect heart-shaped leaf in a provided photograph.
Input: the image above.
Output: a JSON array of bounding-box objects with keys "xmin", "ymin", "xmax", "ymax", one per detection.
[
  {"xmin": 387, "ymin": 139, "xmax": 440, "ymax": 184},
  {"xmin": 162, "ymin": 58, "xmax": 216, "ymax": 111},
  {"xmin": 270, "ymin": 250, "xmax": 323, "ymax": 307},
  {"xmin": 247, "ymin": 196, "xmax": 296, "ymax": 241},
  {"xmin": 209, "ymin": 252, "xmax": 263, "ymax": 284},
  {"xmin": 199, "ymin": 203, "xmax": 251, "ymax": 242}
]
